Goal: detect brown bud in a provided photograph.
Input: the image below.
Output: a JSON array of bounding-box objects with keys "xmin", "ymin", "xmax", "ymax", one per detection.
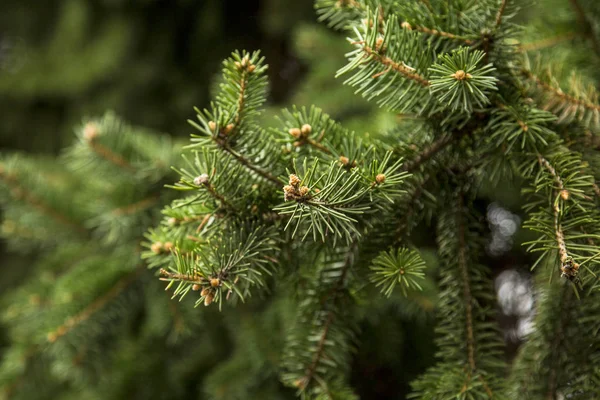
[
  {"xmin": 208, "ymin": 121, "xmax": 217, "ymax": 131},
  {"xmin": 560, "ymin": 189, "xmax": 570, "ymax": 200},
  {"xmin": 301, "ymin": 124, "xmax": 312, "ymax": 136},
  {"xmin": 401, "ymin": 21, "xmax": 412, "ymax": 30},
  {"xmin": 194, "ymin": 174, "xmax": 209, "ymax": 186},
  {"xmin": 151, "ymin": 242, "xmax": 163, "ymax": 254},
  {"xmin": 289, "ymin": 127, "xmax": 302, "ymax": 138},
  {"xmin": 234, "ymin": 61, "xmax": 242, "ymax": 70},
  {"xmin": 163, "ymin": 242, "xmax": 174, "ymax": 252},
  {"xmin": 204, "ymin": 292, "xmax": 215, "ymax": 306},
  {"xmin": 192, "ymin": 284, "xmax": 201, "ymax": 291},
  {"xmin": 299, "ymin": 186, "xmax": 310, "ymax": 196},
  {"xmin": 375, "ymin": 37, "xmax": 384, "ymax": 51},
  {"xmin": 314, "ymin": 188, "xmax": 320, "ymax": 194},
  {"xmin": 247, "ymin": 64, "xmax": 256, "ymax": 73},
  {"xmin": 210, "ymin": 278, "xmax": 220, "ymax": 287},
  {"xmin": 452, "ymin": 70, "xmax": 472, "ymax": 80},
  {"xmin": 339, "ymin": 156, "xmax": 350, "ymax": 166},
  {"xmin": 225, "ymin": 123, "xmax": 235, "ymax": 134},
  {"xmin": 201, "ymin": 287, "xmax": 211, "ymax": 297},
  {"xmin": 289, "ymin": 174, "xmax": 301, "ymax": 187},
  {"xmin": 376, "ymin": 174, "xmax": 386, "ymax": 184},
  {"xmin": 83, "ymin": 123, "xmax": 99, "ymax": 141}
]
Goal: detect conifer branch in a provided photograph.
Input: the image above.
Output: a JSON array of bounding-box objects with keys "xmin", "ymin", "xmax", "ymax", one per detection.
[
  {"xmin": 456, "ymin": 193, "xmax": 476, "ymax": 372},
  {"xmin": 361, "ymin": 45, "xmax": 431, "ymax": 87},
  {"xmin": 523, "ymin": 69, "xmax": 600, "ymax": 114},
  {"xmin": 159, "ymin": 267, "xmax": 203, "ymax": 284},
  {"xmin": 220, "ymin": 144, "xmax": 280, "ymax": 186},
  {"xmin": 0, "ymin": 167, "xmax": 87, "ymax": 234},
  {"xmin": 519, "ymin": 33, "xmax": 577, "ymax": 52},
  {"xmin": 401, "ymin": 133, "xmax": 461, "ymax": 172},
  {"xmin": 298, "ymin": 242, "xmax": 356, "ymax": 391},
  {"xmin": 199, "ymin": 178, "xmax": 237, "ymax": 211},
  {"xmin": 46, "ymin": 268, "xmax": 142, "ymax": 343},
  {"xmin": 494, "ymin": 0, "xmax": 508, "ymax": 28},
  {"xmin": 86, "ymin": 137, "xmax": 136, "ymax": 172},
  {"xmin": 111, "ymin": 195, "xmax": 160, "ymax": 216},
  {"xmin": 402, "ymin": 23, "xmax": 474, "ymax": 45}
]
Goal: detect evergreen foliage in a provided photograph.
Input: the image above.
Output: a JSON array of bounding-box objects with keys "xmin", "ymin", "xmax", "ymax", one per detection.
[{"xmin": 3, "ymin": 0, "xmax": 600, "ymax": 399}]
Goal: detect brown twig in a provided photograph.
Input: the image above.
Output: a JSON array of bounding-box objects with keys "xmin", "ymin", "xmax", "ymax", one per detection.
[
  {"xmin": 362, "ymin": 45, "xmax": 430, "ymax": 87},
  {"xmin": 494, "ymin": 0, "xmax": 508, "ymax": 28},
  {"xmin": 0, "ymin": 167, "xmax": 87, "ymax": 234},
  {"xmin": 401, "ymin": 133, "xmax": 462, "ymax": 172},
  {"xmin": 47, "ymin": 268, "xmax": 143, "ymax": 343},
  {"xmin": 88, "ymin": 139, "xmax": 136, "ymax": 172}
]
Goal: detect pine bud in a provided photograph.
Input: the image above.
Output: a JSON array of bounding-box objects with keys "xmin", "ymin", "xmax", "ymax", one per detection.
[
  {"xmin": 289, "ymin": 127, "xmax": 302, "ymax": 138},
  {"xmin": 192, "ymin": 284, "xmax": 201, "ymax": 291},
  {"xmin": 151, "ymin": 241, "xmax": 163, "ymax": 254},
  {"xmin": 299, "ymin": 186, "xmax": 309, "ymax": 196},
  {"xmin": 401, "ymin": 21, "xmax": 412, "ymax": 30},
  {"xmin": 375, "ymin": 174, "xmax": 386, "ymax": 184},
  {"xmin": 194, "ymin": 174, "xmax": 209, "ymax": 186},
  {"xmin": 167, "ymin": 217, "xmax": 178, "ymax": 226},
  {"xmin": 208, "ymin": 121, "xmax": 217, "ymax": 131},
  {"xmin": 560, "ymin": 189, "xmax": 570, "ymax": 200},
  {"xmin": 201, "ymin": 287, "xmax": 211, "ymax": 297},
  {"xmin": 224, "ymin": 123, "xmax": 235, "ymax": 134},
  {"xmin": 247, "ymin": 64, "xmax": 256, "ymax": 73},
  {"xmin": 83, "ymin": 123, "xmax": 99, "ymax": 141},
  {"xmin": 375, "ymin": 37, "xmax": 385, "ymax": 52},
  {"xmin": 452, "ymin": 70, "xmax": 472, "ymax": 80},
  {"xmin": 301, "ymin": 124, "xmax": 312, "ymax": 136},
  {"xmin": 289, "ymin": 174, "xmax": 301, "ymax": 187},
  {"xmin": 163, "ymin": 242, "xmax": 174, "ymax": 252},
  {"xmin": 204, "ymin": 292, "xmax": 215, "ymax": 306},
  {"xmin": 210, "ymin": 278, "xmax": 220, "ymax": 287},
  {"xmin": 339, "ymin": 156, "xmax": 350, "ymax": 166}
]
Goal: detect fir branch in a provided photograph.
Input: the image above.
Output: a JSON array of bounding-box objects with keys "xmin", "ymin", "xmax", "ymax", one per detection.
[
  {"xmin": 110, "ymin": 195, "xmax": 160, "ymax": 216},
  {"xmin": 456, "ymin": 193, "xmax": 476, "ymax": 372},
  {"xmin": 220, "ymin": 144, "xmax": 280, "ymax": 186},
  {"xmin": 519, "ymin": 32, "xmax": 577, "ymax": 52},
  {"xmin": 401, "ymin": 133, "xmax": 461, "ymax": 172},
  {"xmin": 402, "ymin": 22, "xmax": 474, "ymax": 45},
  {"xmin": 46, "ymin": 268, "xmax": 143, "ymax": 343},
  {"xmin": 523, "ymin": 69, "xmax": 600, "ymax": 115},
  {"xmin": 86, "ymin": 136, "xmax": 136, "ymax": 172},
  {"xmin": 494, "ymin": 0, "xmax": 509, "ymax": 28},
  {"xmin": 297, "ymin": 242, "xmax": 356, "ymax": 391},
  {"xmin": 361, "ymin": 44, "xmax": 430, "ymax": 87},
  {"xmin": 0, "ymin": 167, "xmax": 86, "ymax": 234},
  {"xmin": 197, "ymin": 177, "xmax": 237, "ymax": 212}
]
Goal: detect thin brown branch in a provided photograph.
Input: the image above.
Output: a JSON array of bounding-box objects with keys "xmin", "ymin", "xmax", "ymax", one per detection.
[
  {"xmin": 495, "ymin": 0, "xmax": 508, "ymax": 28},
  {"xmin": 519, "ymin": 32, "xmax": 577, "ymax": 52},
  {"xmin": 88, "ymin": 139, "xmax": 136, "ymax": 172},
  {"xmin": 401, "ymin": 133, "xmax": 462, "ymax": 172},
  {"xmin": 47, "ymin": 268, "xmax": 143, "ymax": 343},
  {"xmin": 0, "ymin": 167, "xmax": 87, "ymax": 234},
  {"xmin": 111, "ymin": 195, "xmax": 160, "ymax": 216},
  {"xmin": 159, "ymin": 268, "xmax": 203, "ymax": 284},
  {"xmin": 410, "ymin": 24, "xmax": 474, "ymax": 45},
  {"xmin": 202, "ymin": 181, "xmax": 237, "ymax": 211},
  {"xmin": 221, "ymin": 145, "xmax": 280, "ymax": 186},
  {"xmin": 362, "ymin": 46, "xmax": 430, "ymax": 87},
  {"xmin": 299, "ymin": 242, "xmax": 357, "ymax": 391},
  {"xmin": 456, "ymin": 194, "xmax": 476, "ymax": 372},
  {"xmin": 523, "ymin": 69, "xmax": 600, "ymax": 113}
]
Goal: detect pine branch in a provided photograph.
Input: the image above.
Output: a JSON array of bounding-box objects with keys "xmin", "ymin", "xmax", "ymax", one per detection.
[
  {"xmin": 220, "ymin": 144, "xmax": 280, "ymax": 186},
  {"xmin": 360, "ymin": 44, "xmax": 430, "ymax": 87},
  {"xmin": 46, "ymin": 268, "xmax": 143, "ymax": 343},
  {"xmin": 456, "ymin": 193, "xmax": 476, "ymax": 372},
  {"xmin": 495, "ymin": 0, "xmax": 509, "ymax": 28},
  {"xmin": 110, "ymin": 195, "xmax": 160, "ymax": 216},
  {"xmin": 86, "ymin": 135, "xmax": 136, "ymax": 172},
  {"xmin": 401, "ymin": 132, "xmax": 462, "ymax": 172},
  {"xmin": 401, "ymin": 21, "xmax": 474, "ymax": 45},
  {"xmin": 0, "ymin": 166, "xmax": 87, "ymax": 234}
]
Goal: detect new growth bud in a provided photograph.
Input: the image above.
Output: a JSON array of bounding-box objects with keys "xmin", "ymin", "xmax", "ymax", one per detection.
[
  {"xmin": 83, "ymin": 123, "xmax": 99, "ymax": 141},
  {"xmin": 194, "ymin": 174, "xmax": 209, "ymax": 186},
  {"xmin": 376, "ymin": 174, "xmax": 386, "ymax": 184}
]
